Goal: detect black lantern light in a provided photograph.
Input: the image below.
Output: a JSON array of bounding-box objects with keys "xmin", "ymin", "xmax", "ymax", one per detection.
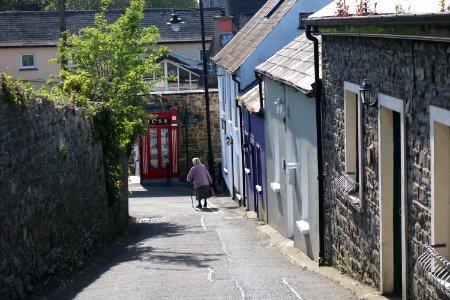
[
  {"xmin": 359, "ymin": 79, "xmax": 377, "ymax": 107},
  {"xmin": 168, "ymin": 2, "xmax": 216, "ymax": 190},
  {"xmin": 167, "ymin": 10, "xmax": 185, "ymax": 32}
]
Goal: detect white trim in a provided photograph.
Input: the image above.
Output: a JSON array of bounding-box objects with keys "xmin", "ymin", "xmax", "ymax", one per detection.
[
  {"xmin": 20, "ymin": 53, "xmax": 36, "ymax": 69},
  {"xmin": 343, "ymin": 81, "xmax": 364, "ymax": 206},
  {"xmin": 430, "ymin": 105, "xmax": 450, "ymax": 261},
  {"xmin": 378, "ymin": 93, "xmax": 407, "ymax": 298},
  {"xmin": 270, "ymin": 182, "xmax": 280, "ymax": 193},
  {"xmin": 296, "ymin": 220, "xmax": 310, "ymax": 235}
]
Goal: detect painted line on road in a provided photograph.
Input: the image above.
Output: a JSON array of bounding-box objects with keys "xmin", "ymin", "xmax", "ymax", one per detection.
[
  {"xmin": 201, "ymin": 216, "xmax": 206, "ymax": 231},
  {"xmin": 235, "ymin": 280, "xmax": 246, "ymax": 299},
  {"xmin": 282, "ymin": 278, "xmax": 303, "ymax": 300},
  {"xmin": 208, "ymin": 268, "xmax": 213, "ymax": 282},
  {"xmin": 217, "ymin": 230, "xmax": 232, "ymax": 264}
]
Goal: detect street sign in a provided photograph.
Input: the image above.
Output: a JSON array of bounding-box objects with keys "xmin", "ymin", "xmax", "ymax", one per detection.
[{"xmin": 187, "ymin": 114, "xmax": 204, "ymax": 123}]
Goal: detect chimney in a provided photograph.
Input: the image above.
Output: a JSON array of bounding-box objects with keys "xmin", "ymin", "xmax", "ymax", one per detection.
[{"xmin": 214, "ymin": 10, "xmax": 233, "ymax": 35}]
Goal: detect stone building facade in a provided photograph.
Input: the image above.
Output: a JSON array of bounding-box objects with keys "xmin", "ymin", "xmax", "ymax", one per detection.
[
  {"xmin": 0, "ymin": 80, "xmax": 123, "ymax": 298},
  {"xmin": 306, "ymin": 12, "xmax": 450, "ymax": 300},
  {"xmin": 148, "ymin": 90, "xmax": 221, "ymax": 182}
]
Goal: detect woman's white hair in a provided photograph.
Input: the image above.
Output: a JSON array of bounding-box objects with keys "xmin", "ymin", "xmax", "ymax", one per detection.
[{"xmin": 192, "ymin": 157, "xmax": 201, "ymax": 165}]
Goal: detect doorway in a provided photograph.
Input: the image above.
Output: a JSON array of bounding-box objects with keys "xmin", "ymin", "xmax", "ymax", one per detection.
[{"xmin": 379, "ymin": 95, "xmax": 406, "ymax": 298}]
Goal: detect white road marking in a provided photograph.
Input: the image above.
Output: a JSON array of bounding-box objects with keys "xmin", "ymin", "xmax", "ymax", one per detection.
[
  {"xmin": 201, "ymin": 216, "xmax": 206, "ymax": 231},
  {"xmin": 217, "ymin": 230, "xmax": 232, "ymax": 263},
  {"xmin": 235, "ymin": 280, "xmax": 246, "ymax": 299},
  {"xmin": 208, "ymin": 268, "xmax": 213, "ymax": 282},
  {"xmin": 282, "ymin": 278, "xmax": 303, "ymax": 300}
]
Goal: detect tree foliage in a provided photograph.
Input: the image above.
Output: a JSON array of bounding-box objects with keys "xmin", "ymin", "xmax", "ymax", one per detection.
[
  {"xmin": 0, "ymin": 0, "xmax": 198, "ymax": 11},
  {"xmin": 44, "ymin": 0, "xmax": 168, "ymax": 204}
]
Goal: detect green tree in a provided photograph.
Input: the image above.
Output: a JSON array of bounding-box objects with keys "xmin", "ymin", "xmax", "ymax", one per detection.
[{"xmin": 47, "ymin": 0, "xmax": 168, "ymax": 204}]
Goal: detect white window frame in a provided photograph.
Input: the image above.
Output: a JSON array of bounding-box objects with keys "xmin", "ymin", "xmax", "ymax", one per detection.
[
  {"xmin": 430, "ymin": 105, "xmax": 450, "ymax": 261},
  {"xmin": 20, "ymin": 53, "xmax": 36, "ymax": 70},
  {"xmin": 343, "ymin": 82, "xmax": 363, "ymax": 206}
]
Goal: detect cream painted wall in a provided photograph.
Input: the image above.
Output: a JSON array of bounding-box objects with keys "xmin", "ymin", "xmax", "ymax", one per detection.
[
  {"xmin": 0, "ymin": 41, "xmax": 209, "ymax": 89},
  {"xmin": 0, "ymin": 47, "xmax": 59, "ymax": 88}
]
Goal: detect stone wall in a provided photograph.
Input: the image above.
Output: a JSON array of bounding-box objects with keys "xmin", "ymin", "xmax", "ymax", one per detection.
[
  {"xmin": 148, "ymin": 90, "xmax": 221, "ymax": 181},
  {"xmin": 0, "ymin": 90, "xmax": 120, "ymax": 298},
  {"xmin": 321, "ymin": 35, "xmax": 450, "ymax": 299}
]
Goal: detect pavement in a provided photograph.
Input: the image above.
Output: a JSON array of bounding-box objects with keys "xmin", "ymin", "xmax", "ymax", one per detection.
[{"xmin": 46, "ymin": 177, "xmax": 389, "ymax": 300}]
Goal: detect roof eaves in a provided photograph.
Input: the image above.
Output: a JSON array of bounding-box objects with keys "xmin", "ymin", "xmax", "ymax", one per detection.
[{"xmin": 304, "ymin": 12, "xmax": 450, "ymax": 27}]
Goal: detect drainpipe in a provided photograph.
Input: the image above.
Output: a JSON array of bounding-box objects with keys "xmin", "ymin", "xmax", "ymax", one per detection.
[
  {"xmin": 306, "ymin": 25, "xmax": 325, "ymax": 266},
  {"xmin": 255, "ymin": 72, "xmax": 264, "ymax": 117},
  {"xmin": 236, "ymin": 99, "xmax": 246, "ymax": 207},
  {"xmin": 232, "ymin": 73, "xmax": 245, "ymax": 206}
]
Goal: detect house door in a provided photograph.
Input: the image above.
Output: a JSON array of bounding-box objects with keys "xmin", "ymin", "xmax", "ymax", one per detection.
[
  {"xmin": 379, "ymin": 95, "xmax": 406, "ymax": 298},
  {"xmin": 392, "ymin": 111, "xmax": 402, "ymax": 295}
]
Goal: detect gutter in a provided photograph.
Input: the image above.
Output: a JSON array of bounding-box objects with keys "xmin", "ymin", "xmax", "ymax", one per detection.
[
  {"xmin": 304, "ymin": 13, "xmax": 450, "ymax": 27},
  {"xmin": 306, "ymin": 25, "xmax": 325, "ymax": 266}
]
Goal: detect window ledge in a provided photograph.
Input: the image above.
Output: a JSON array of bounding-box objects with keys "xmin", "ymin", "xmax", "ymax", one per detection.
[
  {"xmin": 244, "ymin": 168, "xmax": 250, "ymax": 174},
  {"xmin": 346, "ymin": 194, "xmax": 364, "ymax": 213},
  {"xmin": 223, "ymin": 168, "xmax": 228, "ymax": 174},
  {"xmin": 296, "ymin": 220, "xmax": 310, "ymax": 235},
  {"xmin": 270, "ymin": 182, "xmax": 280, "ymax": 193},
  {"xmin": 228, "ymin": 119, "xmax": 233, "ymax": 124},
  {"xmin": 19, "ymin": 67, "xmax": 38, "ymax": 71},
  {"xmin": 255, "ymin": 185, "xmax": 262, "ymax": 193},
  {"xmin": 233, "ymin": 126, "xmax": 239, "ymax": 132}
]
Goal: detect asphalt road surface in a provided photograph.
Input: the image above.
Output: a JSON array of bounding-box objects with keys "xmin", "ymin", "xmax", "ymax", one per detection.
[{"xmin": 49, "ymin": 182, "xmax": 358, "ymax": 300}]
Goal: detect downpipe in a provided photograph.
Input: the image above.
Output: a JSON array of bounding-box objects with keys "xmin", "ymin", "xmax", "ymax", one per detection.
[
  {"xmin": 306, "ymin": 25, "xmax": 325, "ymax": 265},
  {"xmin": 236, "ymin": 99, "xmax": 246, "ymax": 207}
]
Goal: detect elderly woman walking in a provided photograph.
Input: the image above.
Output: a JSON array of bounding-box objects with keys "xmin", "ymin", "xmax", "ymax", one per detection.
[{"xmin": 187, "ymin": 157, "xmax": 212, "ymax": 208}]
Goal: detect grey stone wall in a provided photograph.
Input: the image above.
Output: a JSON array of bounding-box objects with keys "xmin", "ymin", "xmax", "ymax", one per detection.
[
  {"xmin": 148, "ymin": 90, "xmax": 221, "ymax": 181},
  {"xmin": 0, "ymin": 93, "xmax": 119, "ymax": 298},
  {"xmin": 321, "ymin": 35, "xmax": 450, "ymax": 299}
]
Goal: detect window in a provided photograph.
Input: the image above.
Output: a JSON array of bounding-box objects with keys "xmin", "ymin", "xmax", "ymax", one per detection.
[
  {"xmin": 337, "ymin": 82, "xmax": 363, "ymax": 206},
  {"xmin": 20, "ymin": 54, "xmax": 36, "ymax": 69},
  {"xmin": 430, "ymin": 106, "xmax": 450, "ymax": 261}
]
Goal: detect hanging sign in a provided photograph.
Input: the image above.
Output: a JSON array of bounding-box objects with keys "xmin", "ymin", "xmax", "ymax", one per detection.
[
  {"xmin": 149, "ymin": 117, "xmax": 170, "ymax": 125},
  {"xmin": 187, "ymin": 114, "xmax": 204, "ymax": 123}
]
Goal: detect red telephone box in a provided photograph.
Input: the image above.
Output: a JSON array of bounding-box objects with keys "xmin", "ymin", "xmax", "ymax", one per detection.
[{"xmin": 140, "ymin": 106, "xmax": 178, "ymax": 183}]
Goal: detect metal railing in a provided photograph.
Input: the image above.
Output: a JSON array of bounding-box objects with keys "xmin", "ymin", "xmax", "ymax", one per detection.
[{"xmin": 416, "ymin": 244, "xmax": 450, "ymax": 298}]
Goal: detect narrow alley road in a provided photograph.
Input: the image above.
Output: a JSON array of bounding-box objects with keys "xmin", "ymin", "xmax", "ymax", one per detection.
[{"xmin": 48, "ymin": 181, "xmax": 367, "ymax": 300}]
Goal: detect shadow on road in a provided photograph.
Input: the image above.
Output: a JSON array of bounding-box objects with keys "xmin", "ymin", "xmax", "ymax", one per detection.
[{"xmin": 47, "ymin": 219, "xmax": 219, "ymax": 300}]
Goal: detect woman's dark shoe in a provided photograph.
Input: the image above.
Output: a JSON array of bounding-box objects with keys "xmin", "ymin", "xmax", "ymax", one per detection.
[
  {"xmin": 196, "ymin": 204, "xmax": 202, "ymax": 209},
  {"xmin": 203, "ymin": 200, "xmax": 207, "ymax": 208}
]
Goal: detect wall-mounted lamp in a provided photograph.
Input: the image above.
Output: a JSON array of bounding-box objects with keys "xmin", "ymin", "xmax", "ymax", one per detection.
[
  {"xmin": 274, "ymin": 97, "xmax": 286, "ymax": 117},
  {"xmin": 225, "ymin": 136, "xmax": 233, "ymax": 145},
  {"xmin": 167, "ymin": 9, "xmax": 185, "ymax": 32},
  {"xmin": 242, "ymin": 143, "xmax": 249, "ymax": 153},
  {"xmin": 359, "ymin": 79, "xmax": 377, "ymax": 107}
]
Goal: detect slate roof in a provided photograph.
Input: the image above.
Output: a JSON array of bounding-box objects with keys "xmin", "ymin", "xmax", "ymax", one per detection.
[
  {"xmin": 255, "ymin": 33, "xmax": 320, "ymax": 94},
  {"xmin": 237, "ymin": 82, "xmax": 264, "ymax": 113},
  {"xmin": 211, "ymin": 0, "xmax": 297, "ymax": 73},
  {"xmin": 0, "ymin": 7, "xmax": 222, "ymax": 47}
]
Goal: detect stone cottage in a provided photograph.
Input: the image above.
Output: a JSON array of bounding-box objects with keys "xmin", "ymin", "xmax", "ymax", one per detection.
[{"xmin": 304, "ymin": 1, "xmax": 450, "ymax": 299}]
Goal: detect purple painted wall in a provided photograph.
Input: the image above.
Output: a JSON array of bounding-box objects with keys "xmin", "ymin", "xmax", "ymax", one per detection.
[{"xmin": 243, "ymin": 108, "xmax": 266, "ymax": 221}]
